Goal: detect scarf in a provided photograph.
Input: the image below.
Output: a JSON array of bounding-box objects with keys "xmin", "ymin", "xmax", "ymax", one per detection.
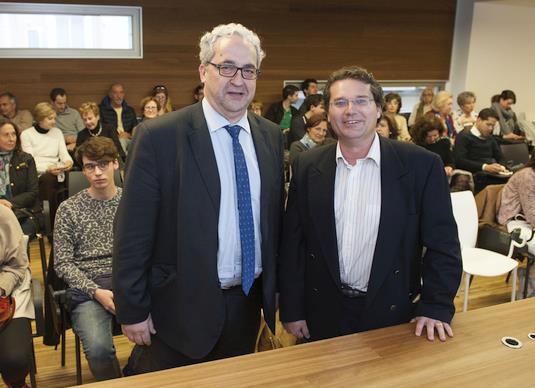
[
  {"xmin": 0, "ymin": 151, "xmax": 12, "ymax": 198},
  {"xmin": 299, "ymin": 133, "xmax": 318, "ymax": 150}
]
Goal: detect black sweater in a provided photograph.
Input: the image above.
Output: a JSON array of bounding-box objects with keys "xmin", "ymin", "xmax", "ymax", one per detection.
[{"xmin": 453, "ymin": 129, "xmax": 503, "ymax": 173}]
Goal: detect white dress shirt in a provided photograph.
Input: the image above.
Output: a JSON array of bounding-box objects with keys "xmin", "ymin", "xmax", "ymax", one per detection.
[
  {"xmin": 334, "ymin": 133, "xmax": 381, "ymax": 291},
  {"xmin": 202, "ymin": 98, "xmax": 262, "ymax": 288}
]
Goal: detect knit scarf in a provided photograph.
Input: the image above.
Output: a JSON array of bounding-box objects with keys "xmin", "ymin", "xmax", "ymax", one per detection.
[
  {"xmin": 299, "ymin": 133, "xmax": 318, "ymax": 150},
  {"xmin": 0, "ymin": 151, "xmax": 12, "ymax": 198}
]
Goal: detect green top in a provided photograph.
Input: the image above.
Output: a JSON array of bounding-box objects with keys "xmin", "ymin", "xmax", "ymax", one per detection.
[{"xmin": 279, "ymin": 108, "xmax": 292, "ymax": 130}]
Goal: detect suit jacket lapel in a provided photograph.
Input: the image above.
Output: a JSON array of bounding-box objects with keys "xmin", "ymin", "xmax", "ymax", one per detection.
[
  {"xmin": 366, "ymin": 138, "xmax": 409, "ymax": 306},
  {"xmin": 187, "ymin": 104, "xmax": 221, "ymax": 214},
  {"xmin": 309, "ymin": 144, "xmax": 342, "ymax": 288},
  {"xmin": 249, "ymin": 113, "xmax": 273, "ymax": 236}
]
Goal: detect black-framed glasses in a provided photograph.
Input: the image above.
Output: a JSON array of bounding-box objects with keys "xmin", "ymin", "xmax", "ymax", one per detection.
[
  {"xmin": 208, "ymin": 62, "xmax": 261, "ymax": 80},
  {"xmin": 82, "ymin": 159, "xmax": 113, "ymax": 173}
]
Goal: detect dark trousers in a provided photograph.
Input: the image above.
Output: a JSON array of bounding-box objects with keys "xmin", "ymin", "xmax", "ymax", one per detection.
[
  {"xmin": 38, "ymin": 172, "xmax": 63, "ymax": 226},
  {"xmin": 339, "ymin": 296, "xmax": 367, "ymax": 336},
  {"xmin": 124, "ymin": 281, "xmax": 262, "ymax": 375},
  {"xmin": 0, "ymin": 318, "xmax": 32, "ymax": 388}
]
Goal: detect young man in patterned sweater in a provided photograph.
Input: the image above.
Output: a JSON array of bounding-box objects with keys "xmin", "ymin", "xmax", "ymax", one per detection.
[{"xmin": 53, "ymin": 137, "xmax": 122, "ymax": 381}]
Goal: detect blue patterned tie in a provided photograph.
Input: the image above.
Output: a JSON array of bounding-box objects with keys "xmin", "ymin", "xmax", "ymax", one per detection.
[{"xmin": 225, "ymin": 125, "xmax": 255, "ymax": 295}]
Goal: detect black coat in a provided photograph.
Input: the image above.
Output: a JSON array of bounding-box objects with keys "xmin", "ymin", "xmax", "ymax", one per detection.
[{"xmin": 7, "ymin": 151, "xmax": 41, "ymax": 217}]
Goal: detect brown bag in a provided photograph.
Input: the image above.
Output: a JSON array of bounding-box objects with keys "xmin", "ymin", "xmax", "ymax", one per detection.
[{"xmin": 0, "ymin": 295, "xmax": 16, "ymax": 332}]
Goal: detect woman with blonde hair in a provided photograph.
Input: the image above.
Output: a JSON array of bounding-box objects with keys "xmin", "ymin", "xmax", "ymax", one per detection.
[
  {"xmin": 151, "ymin": 85, "xmax": 173, "ymax": 116},
  {"xmin": 427, "ymin": 91, "xmax": 456, "ymax": 139},
  {"xmin": 408, "ymin": 87, "xmax": 434, "ymax": 127}
]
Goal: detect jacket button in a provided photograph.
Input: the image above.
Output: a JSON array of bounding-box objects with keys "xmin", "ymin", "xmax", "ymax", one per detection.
[
  {"xmin": 309, "ymin": 253, "xmax": 315, "ymax": 260},
  {"xmin": 312, "ymin": 288, "xmax": 318, "ymax": 292},
  {"xmin": 393, "ymin": 269, "xmax": 400, "ymax": 275},
  {"xmin": 10, "ymin": 183, "xmax": 14, "ymax": 186},
  {"xmin": 390, "ymin": 304, "xmax": 397, "ymax": 311}
]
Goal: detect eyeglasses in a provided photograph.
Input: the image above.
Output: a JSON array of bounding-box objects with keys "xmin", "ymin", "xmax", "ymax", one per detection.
[
  {"xmin": 208, "ymin": 62, "xmax": 261, "ymax": 80},
  {"xmin": 153, "ymin": 85, "xmax": 167, "ymax": 92},
  {"xmin": 330, "ymin": 98, "xmax": 375, "ymax": 109},
  {"xmin": 82, "ymin": 159, "xmax": 113, "ymax": 173}
]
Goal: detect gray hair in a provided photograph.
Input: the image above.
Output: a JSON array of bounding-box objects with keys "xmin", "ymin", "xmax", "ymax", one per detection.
[
  {"xmin": 456, "ymin": 91, "xmax": 476, "ymax": 107},
  {"xmin": 199, "ymin": 23, "xmax": 265, "ymax": 69}
]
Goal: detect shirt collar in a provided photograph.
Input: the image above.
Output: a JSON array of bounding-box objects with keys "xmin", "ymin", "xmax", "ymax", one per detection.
[
  {"xmin": 470, "ymin": 125, "xmax": 483, "ymax": 138},
  {"xmin": 336, "ymin": 133, "xmax": 381, "ymax": 168},
  {"xmin": 202, "ymin": 98, "xmax": 250, "ymax": 134}
]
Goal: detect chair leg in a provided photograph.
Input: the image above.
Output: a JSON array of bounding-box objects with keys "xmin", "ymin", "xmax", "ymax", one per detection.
[
  {"xmin": 38, "ymin": 236, "xmax": 47, "ymax": 285},
  {"xmin": 75, "ymin": 333, "xmax": 82, "ymax": 385},
  {"xmin": 29, "ymin": 339, "xmax": 37, "ymax": 388},
  {"xmin": 463, "ymin": 273, "xmax": 471, "ymax": 312},
  {"xmin": 511, "ymin": 267, "xmax": 518, "ymax": 302}
]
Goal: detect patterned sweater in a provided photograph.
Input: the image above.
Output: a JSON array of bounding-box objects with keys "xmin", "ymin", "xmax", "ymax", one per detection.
[{"xmin": 54, "ymin": 188, "xmax": 122, "ymax": 297}]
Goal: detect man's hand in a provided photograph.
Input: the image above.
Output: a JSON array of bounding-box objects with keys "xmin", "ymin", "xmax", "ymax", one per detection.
[
  {"xmin": 282, "ymin": 320, "xmax": 310, "ymax": 339},
  {"xmin": 484, "ymin": 163, "xmax": 505, "ymax": 174},
  {"xmin": 122, "ymin": 314, "xmax": 157, "ymax": 346},
  {"xmin": 66, "ymin": 143, "xmax": 76, "ymax": 151},
  {"xmin": 65, "ymin": 135, "xmax": 76, "ymax": 144},
  {"xmin": 94, "ymin": 288, "xmax": 116, "ymax": 315},
  {"xmin": 0, "ymin": 199, "xmax": 12, "ymax": 209},
  {"xmin": 503, "ymin": 133, "xmax": 525, "ymax": 141},
  {"xmin": 118, "ymin": 132, "xmax": 131, "ymax": 139},
  {"xmin": 411, "ymin": 316, "xmax": 453, "ymax": 342},
  {"xmin": 444, "ymin": 166, "xmax": 453, "ymax": 177}
]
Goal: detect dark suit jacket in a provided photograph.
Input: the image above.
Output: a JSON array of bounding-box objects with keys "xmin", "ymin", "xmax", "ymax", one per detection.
[
  {"xmin": 264, "ymin": 101, "xmax": 298, "ymax": 127},
  {"xmin": 113, "ymin": 102, "xmax": 284, "ymax": 359},
  {"xmin": 279, "ymin": 137, "xmax": 462, "ymax": 341}
]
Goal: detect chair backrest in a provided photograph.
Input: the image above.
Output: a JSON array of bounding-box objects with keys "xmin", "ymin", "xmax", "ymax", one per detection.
[
  {"xmin": 67, "ymin": 170, "xmax": 122, "ymax": 197},
  {"xmin": 450, "ymin": 191, "xmax": 479, "ymax": 250},
  {"xmin": 500, "ymin": 143, "xmax": 530, "ymax": 167}
]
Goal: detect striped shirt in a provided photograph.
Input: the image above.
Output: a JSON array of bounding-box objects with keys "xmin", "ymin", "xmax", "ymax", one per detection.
[{"xmin": 334, "ymin": 134, "xmax": 381, "ymax": 291}]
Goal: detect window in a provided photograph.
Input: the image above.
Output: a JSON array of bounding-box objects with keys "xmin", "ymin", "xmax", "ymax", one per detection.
[{"xmin": 0, "ymin": 3, "xmax": 142, "ymax": 58}]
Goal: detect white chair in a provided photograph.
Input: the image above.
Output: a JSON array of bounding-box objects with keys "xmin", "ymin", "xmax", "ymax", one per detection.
[{"xmin": 450, "ymin": 191, "xmax": 523, "ymax": 312}]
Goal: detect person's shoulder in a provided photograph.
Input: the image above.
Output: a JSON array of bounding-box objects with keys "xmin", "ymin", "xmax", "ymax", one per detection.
[
  {"xmin": 382, "ymin": 137, "xmax": 438, "ymax": 163},
  {"xmin": 298, "ymin": 140, "xmax": 336, "ymax": 165},
  {"xmin": 249, "ymin": 112, "xmax": 280, "ymax": 133},
  {"xmin": 137, "ymin": 104, "xmax": 202, "ymax": 138}
]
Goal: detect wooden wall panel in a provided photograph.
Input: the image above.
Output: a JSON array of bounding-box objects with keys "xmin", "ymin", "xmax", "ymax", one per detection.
[{"xmin": 0, "ymin": 0, "xmax": 456, "ymax": 115}]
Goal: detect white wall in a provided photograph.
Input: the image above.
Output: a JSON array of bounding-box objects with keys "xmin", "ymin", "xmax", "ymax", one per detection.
[{"xmin": 450, "ymin": 0, "xmax": 535, "ymax": 121}]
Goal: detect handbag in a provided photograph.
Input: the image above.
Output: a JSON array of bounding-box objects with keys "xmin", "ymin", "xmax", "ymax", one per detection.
[{"xmin": 0, "ymin": 295, "xmax": 16, "ymax": 332}]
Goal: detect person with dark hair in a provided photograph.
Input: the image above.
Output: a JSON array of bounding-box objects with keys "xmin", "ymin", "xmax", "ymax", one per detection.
[
  {"xmin": 151, "ymin": 85, "xmax": 173, "ymax": 116},
  {"xmin": 412, "ymin": 116, "xmax": 454, "ymax": 177},
  {"xmin": 498, "ymin": 149, "xmax": 535, "ymax": 257},
  {"xmin": 264, "ymin": 84, "xmax": 300, "ymax": 134},
  {"xmin": 383, "ymin": 92, "xmax": 410, "ymax": 141},
  {"xmin": 298, "ymin": 78, "xmax": 319, "ymax": 114},
  {"xmin": 454, "ymin": 108, "xmax": 509, "ymax": 192},
  {"xmin": 54, "ymin": 137, "xmax": 122, "ymax": 381},
  {"xmin": 192, "ymin": 83, "xmax": 204, "ymax": 103},
  {"xmin": 491, "ymin": 89, "xmax": 525, "ymax": 141},
  {"xmin": 408, "ymin": 87, "xmax": 433, "ymax": 127},
  {"xmin": 280, "ymin": 65, "xmax": 461, "ymax": 343},
  {"xmin": 0, "ymin": 205, "xmax": 34, "ymax": 388},
  {"xmin": 50, "ymin": 87, "xmax": 84, "ymax": 151},
  {"xmin": 375, "ymin": 115, "xmax": 398, "ymax": 140},
  {"xmin": 0, "ymin": 92, "xmax": 33, "ymax": 132},
  {"xmin": 99, "ymin": 83, "xmax": 138, "ymax": 154},
  {"xmin": 0, "ymin": 118, "xmax": 40, "ymax": 236},
  {"xmin": 76, "ymin": 102, "xmax": 125, "ymax": 164},
  {"xmin": 288, "ymin": 94, "xmax": 325, "ymax": 147},
  {"xmin": 289, "ymin": 112, "xmax": 330, "ymax": 164},
  {"xmin": 453, "ymin": 91, "xmax": 477, "ymax": 133}
]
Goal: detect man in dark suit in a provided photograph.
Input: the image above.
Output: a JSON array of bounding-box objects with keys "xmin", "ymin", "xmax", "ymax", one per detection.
[
  {"xmin": 279, "ymin": 66, "xmax": 462, "ymax": 343},
  {"xmin": 113, "ymin": 23, "xmax": 284, "ymax": 373}
]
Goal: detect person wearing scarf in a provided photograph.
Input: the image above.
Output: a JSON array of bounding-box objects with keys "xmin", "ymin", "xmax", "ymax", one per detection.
[{"xmin": 289, "ymin": 112, "xmax": 331, "ymax": 165}]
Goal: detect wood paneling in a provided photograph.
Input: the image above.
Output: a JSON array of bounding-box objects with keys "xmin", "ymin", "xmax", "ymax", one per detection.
[{"xmin": 0, "ymin": 0, "xmax": 455, "ymax": 114}]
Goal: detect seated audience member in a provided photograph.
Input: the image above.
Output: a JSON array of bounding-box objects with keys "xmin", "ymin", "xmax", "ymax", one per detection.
[
  {"xmin": 453, "ymin": 91, "xmax": 477, "ymax": 133},
  {"xmin": 264, "ymin": 85, "xmax": 300, "ymax": 134},
  {"xmin": 408, "ymin": 87, "xmax": 434, "ymax": 127},
  {"xmin": 132, "ymin": 98, "xmax": 160, "ymax": 137},
  {"xmin": 151, "ymin": 85, "xmax": 173, "ymax": 116},
  {"xmin": 76, "ymin": 102, "xmax": 125, "ymax": 164},
  {"xmin": 0, "ymin": 119, "xmax": 40, "ymax": 236},
  {"xmin": 20, "ymin": 102, "xmax": 73, "ymax": 225},
  {"xmin": 413, "ymin": 116, "xmax": 454, "ymax": 177},
  {"xmin": 427, "ymin": 90, "xmax": 456, "ymax": 139},
  {"xmin": 383, "ymin": 93, "xmax": 410, "ymax": 141},
  {"xmin": 298, "ymin": 78, "xmax": 319, "ymax": 114},
  {"xmin": 0, "ymin": 93, "xmax": 33, "ymax": 132},
  {"xmin": 54, "ymin": 137, "xmax": 123, "ymax": 381},
  {"xmin": 491, "ymin": 89, "xmax": 525, "ymax": 141},
  {"xmin": 50, "ymin": 88, "xmax": 84, "ymax": 152},
  {"xmin": 289, "ymin": 112, "xmax": 330, "ymax": 165},
  {"xmin": 99, "ymin": 83, "xmax": 138, "ymax": 154},
  {"xmin": 376, "ymin": 115, "xmax": 398, "ymax": 139},
  {"xmin": 454, "ymin": 108, "xmax": 508, "ymax": 192},
  {"xmin": 288, "ymin": 94, "xmax": 325, "ymax": 147},
  {"xmin": 192, "ymin": 83, "xmax": 204, "ymax": 103},
  {"xmin": 0, "ymin": 206, "xmax": 34, "ymax": 388},
  {"xmin": 249, "ymin": 100, "xmax": 263, "ymax": 116},
  {"xmin": 498, "ymin": 149, "xmax": 535, "ymax": 255}
]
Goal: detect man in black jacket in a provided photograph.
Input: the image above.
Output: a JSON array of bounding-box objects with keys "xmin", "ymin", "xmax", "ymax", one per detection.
[{"xmin": 99, "ymin": 84, "xmax": 138, "ymax": 154}]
